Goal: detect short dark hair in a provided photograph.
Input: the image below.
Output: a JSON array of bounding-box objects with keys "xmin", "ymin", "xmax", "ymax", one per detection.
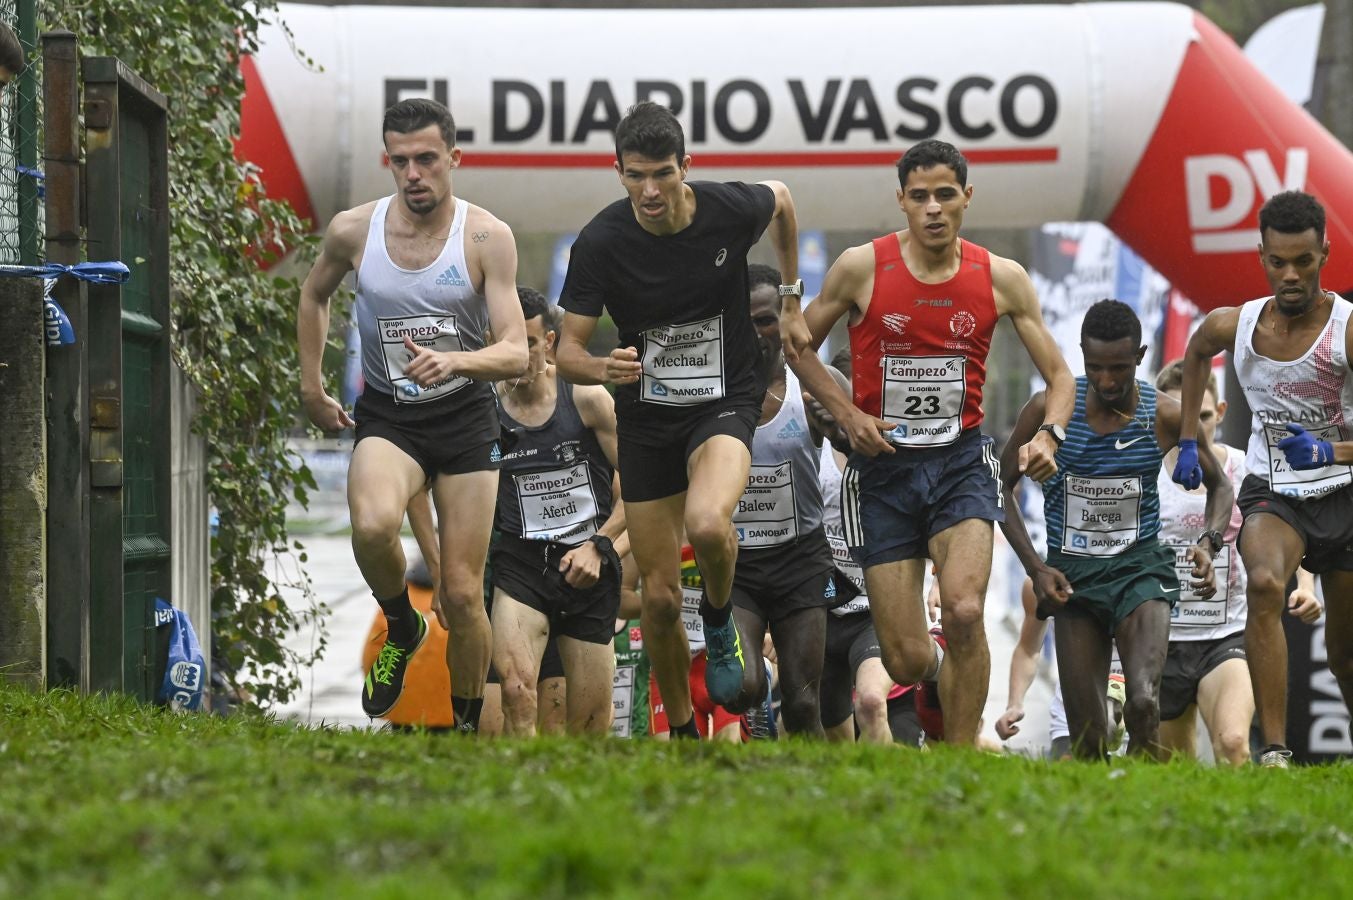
[
  {"xmin": 383, "ymin": 98, "xmax": 456, "ymax": 148},
  {"xmin": 1081, "ymin": 299, "xmax": 1141, "ymax": 347},
  {"xmin": 1155, "ymin": 358, "xmax": 1218, "ymax": 398},
  {"xmin": 897, "ymin": 139, "xmax": 968, "ymax": 189},
  {"xmin": 1259, "ymin": 190, "xmax": 1326, "ymax": 244},
  {"xmin": 615, "ymin": 101, "xmax": 685, "ymax": 164},
  {"xmin": 0, "ymin": 23, "xmax": 24, "ymax": 75},
  {"xmin": 748, "ymin": 263, "xmax": 780, "ymax": 293},
  {"xmin": 517, "ymin": 285, "xmax": 549, "ymax": 323}
]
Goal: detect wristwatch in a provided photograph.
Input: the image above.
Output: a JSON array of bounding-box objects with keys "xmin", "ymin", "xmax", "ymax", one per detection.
[
  {"xmin": 1197, "ymin": 529, "xmax": 1224, "ymax": 557},
  {"xmin": 778, "ymin": 278, "xmax": 804, "ymax": 298},
  {"xmin": 1037, "ymin": 423, "xmax": 1066, "ymax": 447},
  {"xmin": 588, "ymin": 533, "xmax": 614, "ymax": 556}
]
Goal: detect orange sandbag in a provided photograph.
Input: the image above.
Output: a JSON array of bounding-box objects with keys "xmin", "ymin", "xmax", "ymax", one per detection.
[{"xmin": 360, "ymin": 582, "xmax": 453, "ymax": 727}]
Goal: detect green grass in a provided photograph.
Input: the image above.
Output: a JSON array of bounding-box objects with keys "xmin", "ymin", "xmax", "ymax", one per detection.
[{"xmin": 2, "ymin": 685, "xmax": 1351, "ymax": 898}]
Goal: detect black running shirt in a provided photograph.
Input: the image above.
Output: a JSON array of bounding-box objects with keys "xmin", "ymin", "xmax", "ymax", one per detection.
[{"xmin": 560, "ymin": 181, "xmax": 776, "ymax": 424}]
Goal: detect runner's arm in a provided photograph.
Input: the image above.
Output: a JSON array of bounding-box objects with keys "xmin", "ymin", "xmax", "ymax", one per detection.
[
  {"xmin": 298, "ymin": 212, "xmax": 361, "ymax": 430},
  {"xmin": 788, "ymin": 245, "xmax": 893, "ymax": 456},
  {"xmin": 997, "ymin": 581, "xmax": 1049, "ymax": 740},
  {"xmin": 1157, "ymin": 395, "xmax": 1228, "ymax": 596},
  {"xmin": 406, "ymin": 218, "xmax": 527, "ymax": 383},
  {"xmin": 1288, "ymin": 568, "xmax": 1323, "ymax": 623},
  {"xmin": 576, "ymin": 383, "xmax": 630, "ymax": 560},
  {"xmin": 803, "ymin": 365, "xmax": 851, "ymax": 450},
  {"xmin": 1178, "ymin": 308, "xmax": 1240, "ymax": 441},
  {"xmin": 555, "ymin": 312, "xmax": 642, "ymax": 387},
  {"xmin": 996, "ymin": 256, "xmax": 1073, "ymax": 482},
  {"xmin": 998, "ymin": 392, "xmax": 1073, "ymax": 606},
  {"xmin": 758, "ymin": 180, "xmax": 807, "ymax": 363}
]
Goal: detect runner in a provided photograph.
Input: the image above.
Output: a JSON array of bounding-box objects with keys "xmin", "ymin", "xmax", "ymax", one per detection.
[
  {"xmin": 1000, "ymin": 299, "xmax": 1231, "ymax": 759},
  {"xmin": 721, "ymin": 265, "xmax": 849, "ymax": 738},
  {"xmin": 788, "ymin": 139, "xmax": 1074, "ymax": 746},
  {"xmin": 645, "ymin": 545, "xmax": 744, "ymax": 742},
  {"xmin": 556, "ymin": 101, "xmax": 802, "ymax": 738},
  {"xmin": 297, "ymin": 98, "xmax": 526, "ymax": 728},
  {"xmin": 489, "ymin": 286, "xmax": 628, "ymax": 736},
  {"xmin": 1172, "ymin": 190, "xmax": 1352, "ymax": 767},
  {"xmin": 1155, "ymin": 359, "xmax": 1324, "ymax": 764},
  {"xmin": 808, "ymin": 351, "xmax": 902, "ymax": 744}
]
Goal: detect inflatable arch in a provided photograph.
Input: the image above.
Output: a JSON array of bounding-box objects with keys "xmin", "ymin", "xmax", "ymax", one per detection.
[{"xmin": 239, "ymin": 2, "xmax": 1353, "ymax": 310}]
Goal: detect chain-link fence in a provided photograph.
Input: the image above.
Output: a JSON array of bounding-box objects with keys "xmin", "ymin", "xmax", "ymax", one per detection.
[{"xmin": 0, "ymin": 0, "xmax": 38, "ymax": 265}]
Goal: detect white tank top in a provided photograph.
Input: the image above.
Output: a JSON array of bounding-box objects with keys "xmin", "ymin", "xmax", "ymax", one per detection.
[
  {"xmin": 1155, "ymin": 445, "xmax": 1247, "ymax": 641},
  {"xmin": 1234, "ymin": 294, "xmax": 1353, "ymax": 499},
  {"xmin": 354, "ymin": 196, "xmax": 489, "ymax": 405},
  {"xmin": 820, "ymin": 442, "xmax": 869, "ymax": 616},
  {"xmin": 733, "ymin": 368, "xmax": 825, "ymax": 548}
]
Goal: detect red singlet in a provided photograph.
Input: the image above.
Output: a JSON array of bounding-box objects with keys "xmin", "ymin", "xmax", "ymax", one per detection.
[{"xmin": 848, "ymin": 236, "xmax": 998, "ymax": 447}]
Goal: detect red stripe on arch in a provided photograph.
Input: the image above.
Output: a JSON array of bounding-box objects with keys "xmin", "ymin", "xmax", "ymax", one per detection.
[{"xmin": 459, "ymin": 147, "xmax": 1059, "ymax": 168}]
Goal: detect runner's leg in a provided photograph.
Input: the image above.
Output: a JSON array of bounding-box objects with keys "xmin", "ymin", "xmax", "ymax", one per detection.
[
  {"xmin": 491, "ymin": 589, "xmax": 549, "ymax": 737},
  {"xmin": 1238, "ymin": 514, "xmax": 1305, "ymax": 748},
  {"xmin": 1319, "ymin": 570, "xmax": 1353, "ymax": 715},
  {"xmin": 1196, "ymin": 657, "xmax": 1254, "ymax": 765},
  {"xmin": 557, "ymin": 635, "xmax": 615, "ymax": 735},
  {"xmin": 1114, "ymin": 598, "xmax": 1171, "ymax": 759},
  {"xmin": 629, "ymin": 494, "xmax": 695, "ymax": 731},
  {"xmin": 1053, "ymin": 605, "xmax": 1114, "ymax": 759},
  {"xmin": 929, "ymin": 518, "xmax": 995, "ymax": 746},
  {"xmin": 684, "ymin": 435, "xmax": 753, "ymax": 611},
  {"xmin": 768, "ymin": 606, "xmax": 828, "ymax": 737},
  {"xmin": 432, "ymin": 469, "xmax": 499, "ymax": 725}
]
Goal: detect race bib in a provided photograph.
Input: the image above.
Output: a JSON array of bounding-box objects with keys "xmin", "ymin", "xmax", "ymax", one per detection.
[
  {"xmin": 881, "ymin": 355, "xmax": 966, "ymax": 446},
  {"xmin": 1061, "ymin": 475, "xmax": 1141, "ymax": 557},
  {"xmin": 640, "ymin": 315, "xmax": 725, "ymax": 406},
  {"xmin": 1167, "ymin": 541, "xmax": 1232, "ymax": 627},
  {"xmin": 733, "ymin": 462, "xmax": 798, "ymax": 548},
  {"xmin": 681, "ymin": 586, "xmax": 706, "ymax": 654},
  {"xmin": 379, "ymin": 313, "xmax": 471, "ymax": 404},
  {"xmin": 514, "ymin": 463, "xmax": 599, "ymax": 543},
  {"xmin": 611, "ymin": 663, "xmax": 636, "ymax": 738},
  {"xmin": 825, "ymin": 524, "xmax": 869, "ymax": 616},
  {"xmin": 1264, "ymin": 421, "xmax": 1353, "ymax": 500}
]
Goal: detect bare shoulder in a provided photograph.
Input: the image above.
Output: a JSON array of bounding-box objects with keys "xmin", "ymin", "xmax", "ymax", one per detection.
[
  {"xmin": 463, "ymin": 202, "xmax": 514, "ymax": 244},
  {"xmin": 987, "ymin": 251, "xmax": 1037, "ymax": 313},
  {"xmin": 573, "ymin": 382, "xmax": 616, "ymax": 426},
  {"xmin": 324, "ymin": 201, "xmax": 377, "ymax": 259}
]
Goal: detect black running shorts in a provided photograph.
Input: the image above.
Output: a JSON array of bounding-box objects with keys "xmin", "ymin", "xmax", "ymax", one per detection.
[{"xmin": 490, "ymin": 533, "xmax": 621, "ymax": 645}]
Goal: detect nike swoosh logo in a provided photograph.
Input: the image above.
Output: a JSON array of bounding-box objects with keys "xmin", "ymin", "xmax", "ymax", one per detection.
[
  {"xmin": 1160, "ymin": 583, "xmax": 1180, "ymax": 594},
  {"xmin": 1115, "ymin": 437, "xmax": 1146, "ymax": 450}
]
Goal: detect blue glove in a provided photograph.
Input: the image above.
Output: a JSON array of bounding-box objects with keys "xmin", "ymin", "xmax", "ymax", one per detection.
[
  {"xmin": 1278, "ymin": 423, "xmax": 1335, "ymax": 470},
  {"xmin": 1172, "ymin": 438, "xmax": 1202, "ymax": 489}
]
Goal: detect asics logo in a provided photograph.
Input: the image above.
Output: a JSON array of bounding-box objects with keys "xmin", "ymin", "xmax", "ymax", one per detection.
[
  {"xmin": 1115, "ymin": 436, "xmax": 1146, "ymax": 450},
  {"xmin": 715, "ymin": 248, "xmax": 728, "ymax": 266}
]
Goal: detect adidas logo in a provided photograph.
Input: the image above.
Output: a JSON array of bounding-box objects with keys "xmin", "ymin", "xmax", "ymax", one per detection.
[
  {"xmin": 824, "ymin": 578, "xmax": 836, "ymax": 599},
  {"xmin": 489, "ymin": 441, "xmax": 502, "ymax": 463},
  {"xmin": 435, "ymin": 264, "xmax": 467, "ymax": 287},
  {"xmin": 777, "ymin": 418, "xmax": 805, "ymax": 440}
]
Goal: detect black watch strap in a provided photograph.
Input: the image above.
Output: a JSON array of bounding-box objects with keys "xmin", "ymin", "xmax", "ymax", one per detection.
[
  {"xmin": 1198, "ymin": 529, "xmax": 1224, "ymax": 556},
  {"xmin": 588, "ymin": 533, "xmax": 614, "ymax": 555}
]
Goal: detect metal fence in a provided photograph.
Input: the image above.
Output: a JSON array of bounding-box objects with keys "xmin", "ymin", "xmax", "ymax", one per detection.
[{"xmin": 0, "ymin": 0, "xmax": 38, "ymax": 265}]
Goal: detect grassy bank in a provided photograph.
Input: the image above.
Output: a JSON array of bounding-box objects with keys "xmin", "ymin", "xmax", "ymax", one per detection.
[{"xmin": 1, "ymin": 685, "xmax": 1349, "ymax": 898}]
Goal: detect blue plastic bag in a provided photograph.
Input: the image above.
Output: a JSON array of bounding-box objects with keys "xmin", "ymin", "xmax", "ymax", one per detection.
[{"xmin": 154, "ymin": 597, "xmax": 206, "ymax": 711}]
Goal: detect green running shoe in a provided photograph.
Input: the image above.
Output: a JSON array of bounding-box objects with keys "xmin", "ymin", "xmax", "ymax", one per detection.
[
  {"xmin": 703, "ymin": 613, "xmax": 746, "ymax": 707},
  {"xmin": 362, "ymin": 611, "xmax": 428, "ymax": 718}
]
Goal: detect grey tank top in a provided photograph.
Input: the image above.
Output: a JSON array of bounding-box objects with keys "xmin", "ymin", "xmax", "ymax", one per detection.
[
  {"xmin": 355, "ymin": 196, "xmax": 489, "ymax": 405},
  {"xmin": 733, "ymin": 368, "xmax": 825, "ymax": 548}
]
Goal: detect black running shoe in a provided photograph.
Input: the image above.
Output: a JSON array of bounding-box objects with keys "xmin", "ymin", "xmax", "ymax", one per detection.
[{"xmin": 362, "ymin": 611, "xmax": 428, "ymax": 718}]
